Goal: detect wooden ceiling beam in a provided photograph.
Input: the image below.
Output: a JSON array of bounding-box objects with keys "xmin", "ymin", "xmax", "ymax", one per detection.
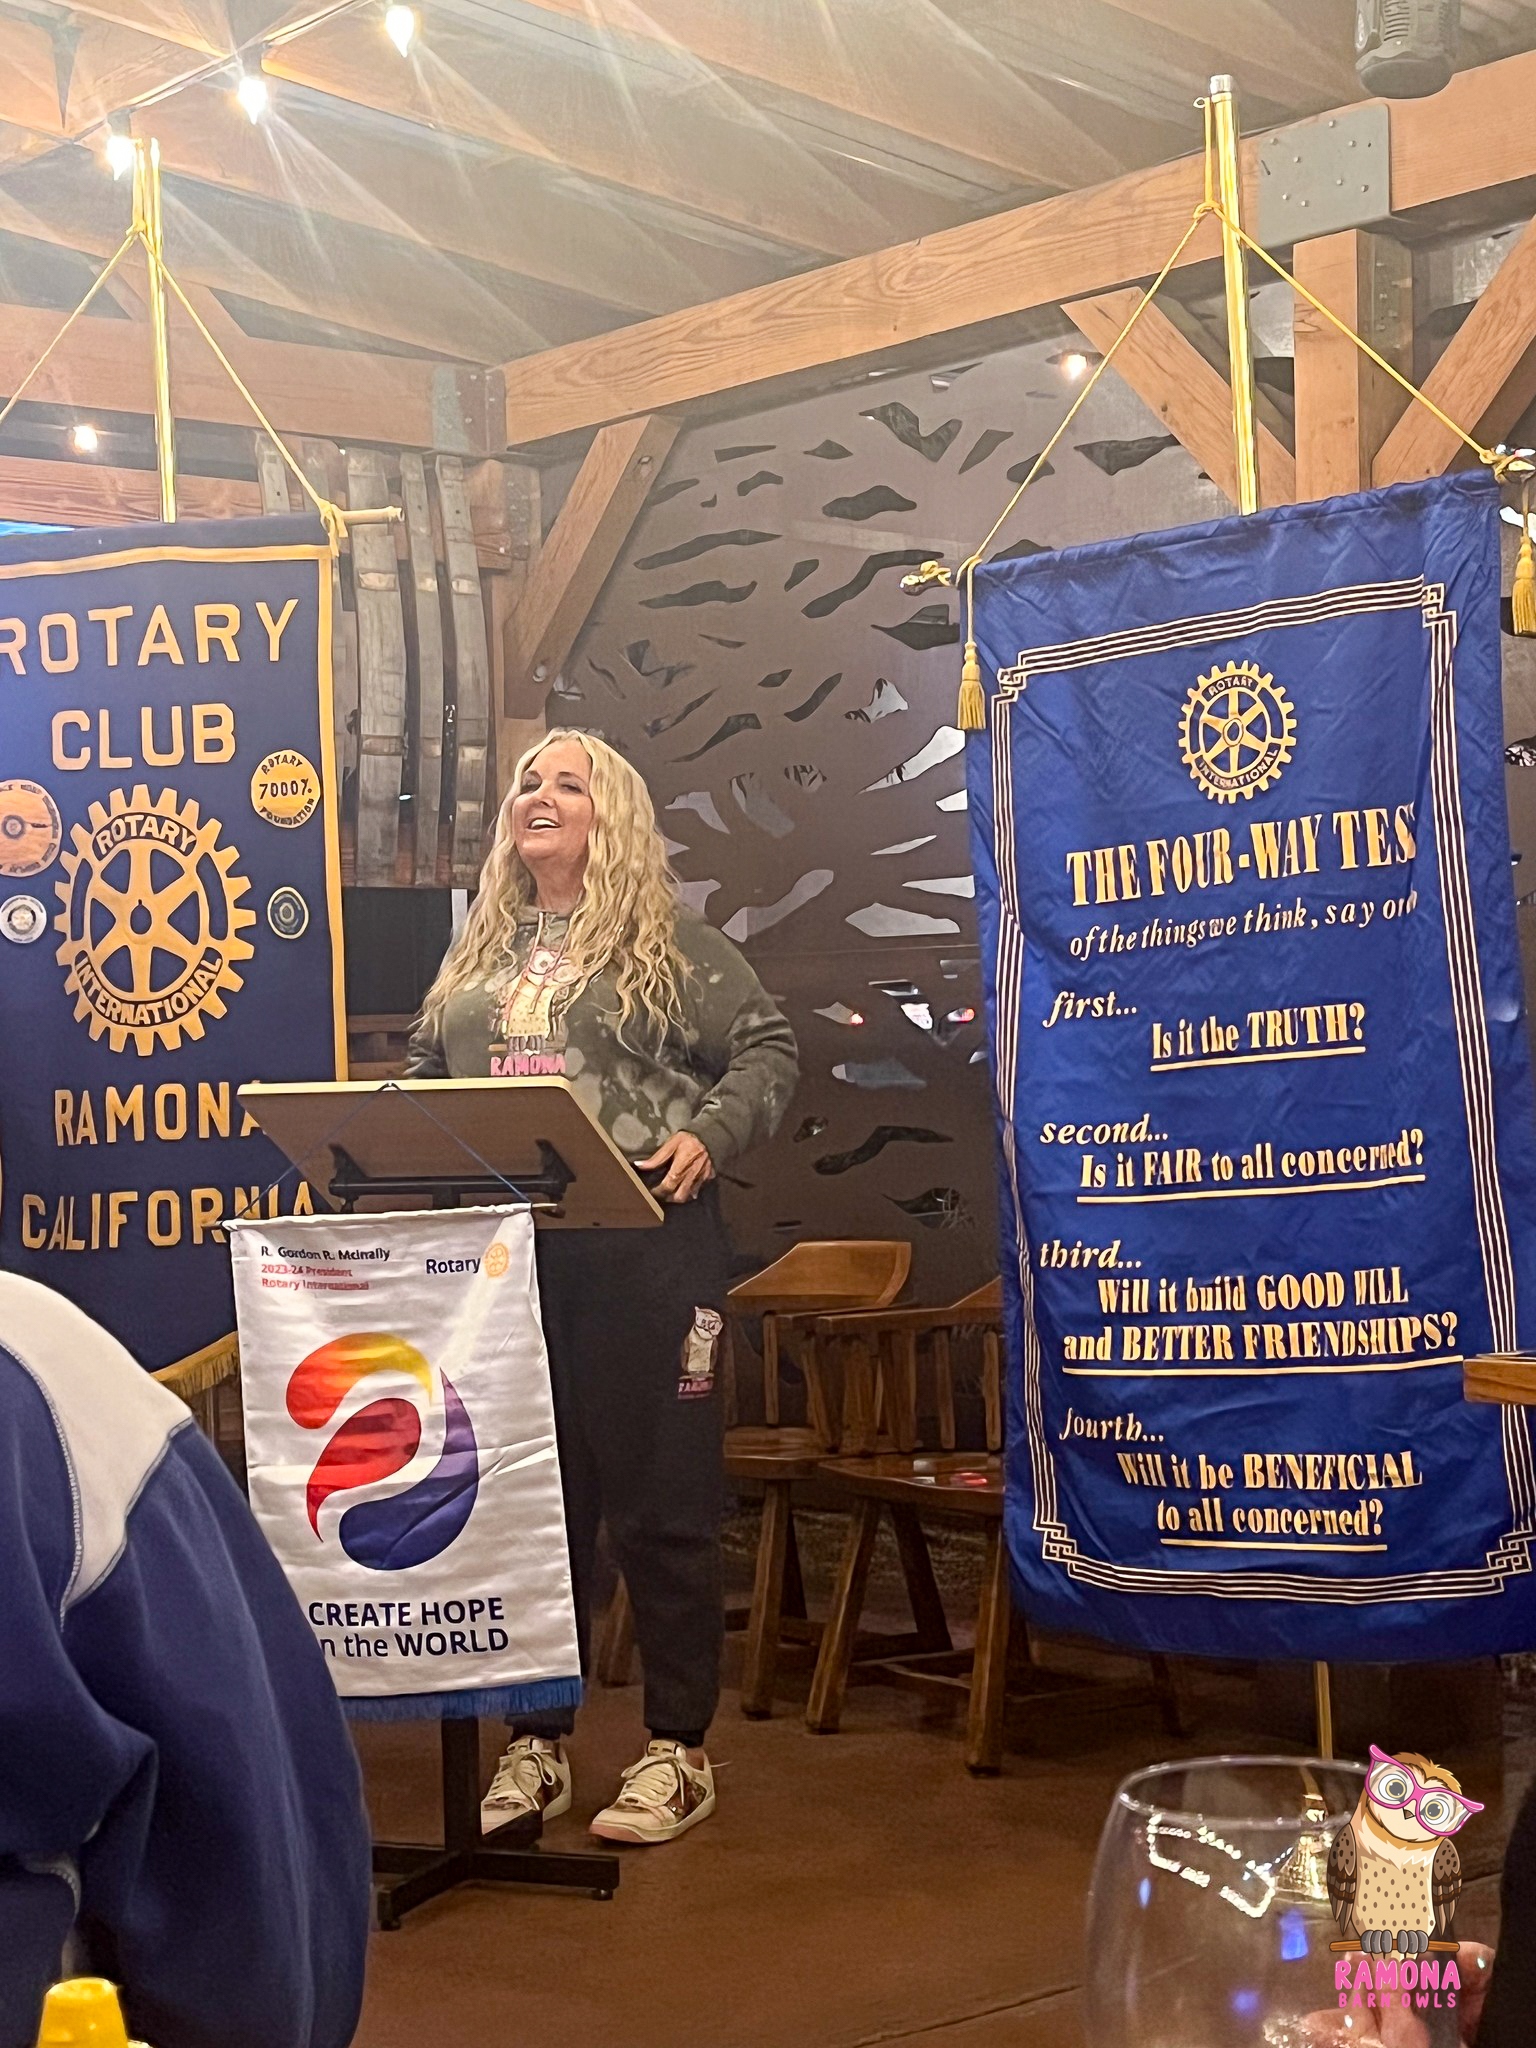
[
  {"xmin": 514, "ymin": 0, "xmax": 1124, "ymax": 191},
  {"xmin": 262, "ymin": 13, "xmax": 915, "ymax": 257},
  {"xmin": 126, "ymin": 85, "xmax": 771, "ymax": 316},
  {"xmin": 1374, "ymin": 214, "xmax": 1536, "ymax": 487},
  {"xmin": 63, "ymin": 17, "xmax": 220, "ymax": 133},
  {"xmin": 62, "ymin": 0, "xmax": 232, "ymax": 57},
  {"xmin": 0, "ymin": 19, "xmax": 64, "ymax": 139},
  {"xmin": 1090, "ymin": 0, "xmax": 1359, "ymax": 106},
  {"xmin": 1065, "ymin": 289, "xmax": 1295, "ymax": 508},
  {"xmin": 0, "ymin": 450, "xmax": 259, "ymax": 525},
  {"xmin": 496, "ymin": 48, "xmax": 1536, "ymax": 446},
  {"xmin": 0, "ymin": 166, "xmax": 530, "ymax": 361},
  {"xmin": 0, "ymin": 293, "xmax": 497, "ymax": 447}
]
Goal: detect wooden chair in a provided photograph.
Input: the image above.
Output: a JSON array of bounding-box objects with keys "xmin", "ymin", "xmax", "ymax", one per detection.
[
  {"xmin": 805, "ymin": 1288, "xmax": 1180, "ymax": 1771},
  {"xmin": 724, "ymin": 1239, "xmax": 911, "ymax": 1715}
]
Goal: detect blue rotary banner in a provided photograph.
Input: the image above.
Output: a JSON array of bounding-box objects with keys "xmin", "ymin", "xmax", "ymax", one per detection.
[
  {"xmin": 969, "ymin": 470, "xmax": 1536, "ymax": 1659},
  {"xmin": 0, "ymin": 515, "xmax": 343, "ymax": 1376}
]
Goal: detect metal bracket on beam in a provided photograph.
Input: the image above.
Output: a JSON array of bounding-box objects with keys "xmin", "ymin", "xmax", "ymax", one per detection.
[{"xmin": 1256, "ymin": 105, "xmax": 1393, "ymax": 247}]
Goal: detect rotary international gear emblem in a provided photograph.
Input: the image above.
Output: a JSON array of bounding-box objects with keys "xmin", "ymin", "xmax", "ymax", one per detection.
[
  {"xmin": 53, "ymin": 784, "xmax": 257, "ymax": 1056},
  {"xmin": 1179, "ymin": 660, "xmax": 1296, "ymax": 803}
]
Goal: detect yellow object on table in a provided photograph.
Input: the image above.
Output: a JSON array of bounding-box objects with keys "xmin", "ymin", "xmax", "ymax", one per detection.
[{"xmin": 34, "ymin": 1979, "xmax": 149, "ymax": 2048}]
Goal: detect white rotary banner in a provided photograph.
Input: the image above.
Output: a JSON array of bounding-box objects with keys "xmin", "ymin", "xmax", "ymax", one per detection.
[{"xmin": 231, "ymin": 1205, "xmax": 581, "ymax": 1718}]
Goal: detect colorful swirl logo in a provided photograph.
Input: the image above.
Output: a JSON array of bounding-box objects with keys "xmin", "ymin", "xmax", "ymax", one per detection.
[{"xmin": 287, "ymin": 1332, "xmax": 480, "ymax": 1571}]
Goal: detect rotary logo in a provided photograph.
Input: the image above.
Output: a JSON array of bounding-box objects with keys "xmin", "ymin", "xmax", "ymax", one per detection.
[
  {"xmin": 53, "ymin": 784, "xmax": 256, "ymax": 1055},
  {"xmin": 288, "ymin": 1331, "xmax": 480, "ymax": 1570},
  {"xmin": 1179, "ymin": 659, "xmax": 1296, "ymax": 804}
]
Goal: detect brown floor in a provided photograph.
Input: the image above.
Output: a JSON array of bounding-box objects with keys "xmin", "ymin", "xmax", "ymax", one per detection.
[
  {"xmin": 350, "ymin": 1637, "xmax": 1515, "ymax": 2048},
  {"xmin": 351, "ymin": 1514, "xmax": 1522, "ymax": 2048}
]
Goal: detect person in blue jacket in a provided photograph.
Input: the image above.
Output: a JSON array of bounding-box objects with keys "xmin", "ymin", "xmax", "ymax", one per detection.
[{"xmin": 0, "ymin": 1273, "xmax": 371, "ymax": 2048}]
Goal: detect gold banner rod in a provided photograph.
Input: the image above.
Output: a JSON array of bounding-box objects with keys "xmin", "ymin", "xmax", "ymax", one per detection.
[
  {"xmin": 1208, "ymin": 75, "xmax": 1259, "ymax": 516},
  {"xmin": 131, "ymin": 138, "xmax": 176, "ymax": 524}
]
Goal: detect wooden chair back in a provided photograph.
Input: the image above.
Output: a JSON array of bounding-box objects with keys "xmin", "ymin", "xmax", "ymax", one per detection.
[
  {"xmin": 726, "ymin": 1239, "xmax": 912, "ymax": 1433},
  {"xmin": 814, "ymin": 1276, "xmax": 1004, "ymax": 1458},
  {"xmin": 728, "ymin": 1239, "xmax": 912, "ymax": 1314}
]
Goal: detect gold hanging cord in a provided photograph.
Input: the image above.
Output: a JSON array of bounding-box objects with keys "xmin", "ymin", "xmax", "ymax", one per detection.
[
  {"xmin": 0, "ymin": 137, "xmax": 397, "ymax": 550},
  {"xmin": 926, "ymin": 89, "xmax": 1535, "ymax": 732}
]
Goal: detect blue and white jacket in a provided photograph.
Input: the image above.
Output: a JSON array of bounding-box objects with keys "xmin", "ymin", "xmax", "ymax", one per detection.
[{"xmin": 0, "ymin": 1275, "xmax": 371, "ymax": 2048}]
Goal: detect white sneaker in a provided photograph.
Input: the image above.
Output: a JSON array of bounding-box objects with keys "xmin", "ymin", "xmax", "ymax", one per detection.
[
  {"xmin": 480, "ymin": 1735, "xmax": 572, "ymax": 1835},
  {"xmin": 589, "ymin": 1739, "xmax": 716, "ymax": 1845}
]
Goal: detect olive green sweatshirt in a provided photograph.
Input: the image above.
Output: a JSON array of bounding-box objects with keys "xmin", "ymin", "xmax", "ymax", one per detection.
[{"xmin": 404, "ymin": 907, "xmax": 798, "ymax": 1169}]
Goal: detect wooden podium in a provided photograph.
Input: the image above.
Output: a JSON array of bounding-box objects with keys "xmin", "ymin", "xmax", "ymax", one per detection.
[
  {"xmin": 239, "ymin": 1075, "xmax": 665, "ymax": 1226},
  {"xmin": 238, "ymin": 1077, "xmax": 662, "ymax": 1925}
]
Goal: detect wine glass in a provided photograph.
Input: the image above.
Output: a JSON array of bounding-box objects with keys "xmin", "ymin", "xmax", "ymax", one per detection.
[{"xmin": 1085, "ymin": 1754, "xmax": 1372, "ymax": 2047}]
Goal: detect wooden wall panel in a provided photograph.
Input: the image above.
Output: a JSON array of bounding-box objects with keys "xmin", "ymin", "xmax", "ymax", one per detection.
[
  {"xmin": 400, "ymin": 453, "xmax": 446, "ymax": 886},
  {"xmin": 436, "ymin": 455, "xmax": 493, "ymax": 882},
  {"xmin": 564, "ymin": 324, "xmax": 1240, "ymax": 1294},
  {"xmin": 346, "ymin": 447, "xmax": 407, "ymax": 884}
]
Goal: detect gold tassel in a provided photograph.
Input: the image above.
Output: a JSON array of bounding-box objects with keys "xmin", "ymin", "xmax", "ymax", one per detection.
[
  {"xmin": 154, "ymin": 1331, "xmax": 240, "ymax": 1403},
  {"xmin": 958, "ymin": 640, "xmax": 986, "ymax": 731},
  {"xmin": 1516, "ymin": 480, "xmax": 1536, "ymax": 636}
]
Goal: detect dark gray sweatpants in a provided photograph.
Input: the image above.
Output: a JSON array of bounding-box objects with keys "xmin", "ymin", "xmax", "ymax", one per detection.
[{"xmin": 516, "ymin": 1188, "xmax": 730, "ymax": 1747}]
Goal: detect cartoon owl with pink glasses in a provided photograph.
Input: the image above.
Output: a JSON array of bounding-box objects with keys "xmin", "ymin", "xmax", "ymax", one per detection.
[{"xmin": 1327, "ymin": 1748, "xmax": 1483, "ymax": 1956}]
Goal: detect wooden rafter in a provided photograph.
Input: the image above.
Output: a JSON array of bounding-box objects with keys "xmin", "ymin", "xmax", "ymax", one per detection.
[
  {"xmin": 1091, "ymin": 0, "xmax": 1359, "ymax": 105},
  {"xmin": 502, "ymin": 415, "xmax": 679, "ymax": 718},
  {"xmin": 515, "ymin": 0, "xmax": 1125, "ymax": 191},
  {"xmin": 0, "ymin": 18, "xmax": 64, "ymax": 139},
  {"xmin": 0, "ymin": 451, "xmax": 259, "ymax": 524},
  {"xmin": 261, "ymin": 13, "xmax": 926, "ymax": 258},
  {"xmin": 120, "ymin": 86, "xmax": 776, "ymax": 317},
  {"xmin": 1374, "ymin": 214, "xmax": 1536, "ymax": 487},
  {"xmin": 495, "ymin": 49, "xmax": 1536, "ymax": 447},
  {"xmin": 60, "ymin": 0, "xmax": 232, "ymax": 52},
  {"xmin": 0, "ymin": 164, "xmax": 531, "ymax": 362},
  {"xmin": 64, "ymin": 17, "xmax": 222, "ymax": 132},
  {"xmin": 0, "ymin": 294, "xmax": 497, "ymax": 447},
  {"xmin": 1064, "ymin": 289, "xmax": 1295, "ymax": 508}
]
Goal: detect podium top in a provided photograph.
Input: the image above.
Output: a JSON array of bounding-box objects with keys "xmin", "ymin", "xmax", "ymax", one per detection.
[{"xmin": 239, "ymin": 1077, "xmax": 664, "ymax": 1229}]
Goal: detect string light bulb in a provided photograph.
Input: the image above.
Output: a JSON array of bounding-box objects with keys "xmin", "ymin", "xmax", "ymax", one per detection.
[
  {"xmin": 104, "ymin": 123, "xmax": 134, "ymax": 179},
  {"xmin": 71, "ymin": 423, "xmax": 100, "ymax": 454},
  {"xmin": 385, "ymin": 4, "xmax": 417, "ymax": 53},
  {"xmin": 1060, "ymin": 350, "xmax": 1090, "ymax": 382},
  {"xmin": 236, "ymin": 66, "xmax": 270, "ymax": 121}
]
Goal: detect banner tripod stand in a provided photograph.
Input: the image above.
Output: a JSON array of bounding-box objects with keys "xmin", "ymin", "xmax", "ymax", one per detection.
[{"xmin": 329, "ymin": 1105, "xmax": 619, "ymax": 1927}]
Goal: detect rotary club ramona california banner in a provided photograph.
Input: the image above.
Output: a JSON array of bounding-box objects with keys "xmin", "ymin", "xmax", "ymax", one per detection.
[
  {"xmin": 970, "ymin": 470, "xmax": 1536, "ymax": 1660},
  {"xmin": 0, "ymin": 516, "xmax": 343, "ymax": 1376},
  {"xmin": 230, "ymin": 1206, "xmax": 581, "ymax": 1718}
]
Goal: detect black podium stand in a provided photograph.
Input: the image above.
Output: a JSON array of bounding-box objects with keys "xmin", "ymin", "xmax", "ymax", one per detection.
[{"xmin": 240, "ymin": 1079, "xmax": 665, "ymax": 1926}]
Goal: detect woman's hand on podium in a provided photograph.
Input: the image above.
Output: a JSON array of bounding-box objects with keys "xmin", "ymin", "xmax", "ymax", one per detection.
[{"xmin": 638, "ymin": 1132, "xmax": 715, "ymax": 1205}]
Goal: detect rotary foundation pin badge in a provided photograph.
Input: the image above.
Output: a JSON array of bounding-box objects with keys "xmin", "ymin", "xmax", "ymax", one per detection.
[
  {"xmin": 266, "ymin": 885, "xmax": 310, "ymax": 939},
  {"xmin": 0, "ymin": 894, "xmax": 48, "ymax": 944}
]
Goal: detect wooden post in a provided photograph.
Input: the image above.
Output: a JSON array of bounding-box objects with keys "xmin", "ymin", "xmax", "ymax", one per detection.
[
  {"xmin": 1293, "ymin": 231, "xmax": 1412, "ymax": 500},
  {"xmin": 501, "ymin": 414, "xmax": 679, "ymax": 719}
]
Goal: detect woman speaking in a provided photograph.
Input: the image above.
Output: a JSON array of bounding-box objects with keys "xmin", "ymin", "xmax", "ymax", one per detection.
[{"xmin": 406, "ymin": 730, "xmax": 797, "ymax": 1846}]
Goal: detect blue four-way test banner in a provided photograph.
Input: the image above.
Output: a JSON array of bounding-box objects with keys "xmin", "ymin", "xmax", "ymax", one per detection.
[
  {"xmin": 970, "ymin": 471, "xmax": 1536, "ymax": 1659},
  {"xmin": 0, "ymin": 515, "xmax": 343, "ymax": 1376}
]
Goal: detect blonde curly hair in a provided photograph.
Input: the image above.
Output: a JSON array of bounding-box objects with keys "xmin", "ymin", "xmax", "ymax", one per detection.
[{"xmin": 419, "ymin": 728, "xmax": 686, "ymax": 1044}]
